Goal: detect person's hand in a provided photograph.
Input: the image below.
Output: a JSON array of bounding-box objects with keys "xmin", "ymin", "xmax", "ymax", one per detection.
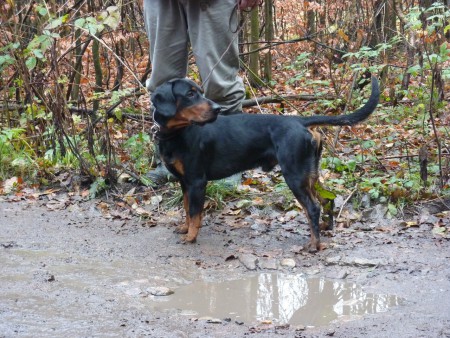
[{"xmin": 237, "ymin": 0, "xmax": 262, "ymax": 11}]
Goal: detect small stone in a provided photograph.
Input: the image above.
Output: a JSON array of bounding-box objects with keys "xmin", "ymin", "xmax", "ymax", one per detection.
[
  {"xmin": 199, "ymin": 316, "xmax": 222, "ymax": 324},
  {"xmin": 258, "ymin": 257, "xmax": 278, "ymax": 270},
  {"xmin": 206, "ymin": 318, "xmax": 222, "ymax": 324},
  {"xmin": 285, "ymin": 210, "xmax": 299, "ymax": 220},
  {"xmin": 280, "ymin": 258, "xmax": 296, "ymax": 268},
  {"xmin": 290, "ymin": 245, "xmax": 303, "ymax": 254},
  {"xmin": 353, "ymin": 257, "xmax": 385, "ymax": 267},
  {"xmin": 325, "ymin": 256, "xmax": 342, "ymax": 265},
  {"xmin": 147, "ymin": 286, "xmax": 174, "ymax": 296},
  {"xmin": 250, "ymin": 222, "xmax": 266, "ymax": 232},
  {"xmin": 341, "ymin": 257, "xmax": 385, "ymax": 267},
  {"xmin": 239, "ymin": 254, "xmax": 258, "ymax": 270},
  {"xmin": 294, "ymin": 325, "xmax": 306, "ymax": 331}
]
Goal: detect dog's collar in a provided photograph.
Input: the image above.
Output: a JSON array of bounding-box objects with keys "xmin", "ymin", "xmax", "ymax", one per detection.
[
  {"xmin": 152, "ymin": 127, "xmax": 184, "ymax": 141},
  {"xmin": 151, "ymin": 108, "xmax": 185, "ymax": 141},
  {"xmin": 150, "ymin": 106, "xmax": 161, "ymax": 140}
]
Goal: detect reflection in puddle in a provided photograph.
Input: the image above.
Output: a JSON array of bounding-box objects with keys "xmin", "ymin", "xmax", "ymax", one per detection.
[{"xmin": 150, "ymin": 273, "xmax": 404, "ymax": 326}]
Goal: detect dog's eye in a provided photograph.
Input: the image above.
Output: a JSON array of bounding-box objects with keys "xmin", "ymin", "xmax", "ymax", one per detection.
[{"xmin": 186, "ymin": 90, "xmax": 196, "ymax": 98}]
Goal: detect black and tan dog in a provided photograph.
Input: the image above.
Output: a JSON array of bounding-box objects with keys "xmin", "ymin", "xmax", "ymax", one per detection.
[{"xmin": 151, "ymin": 77, "xmax": 380, "ymax": 251}]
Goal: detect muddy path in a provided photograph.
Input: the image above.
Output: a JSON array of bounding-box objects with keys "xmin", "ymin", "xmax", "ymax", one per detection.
[{"xmin": 1, "ymin": 197, "xmax": 449, "ymax": 337}]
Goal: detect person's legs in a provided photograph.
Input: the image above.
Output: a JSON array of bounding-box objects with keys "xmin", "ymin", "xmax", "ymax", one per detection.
[
  {"xmin": 143, "ymin": 0, "xmax": 189, "ymax": 91},
  {"xmin": 186, "ymin": 0, "xmax": 245, "ymax": 114},
  {"xmin": 143, "ymin": 0, "xmax": 190, "ymax": 185}
]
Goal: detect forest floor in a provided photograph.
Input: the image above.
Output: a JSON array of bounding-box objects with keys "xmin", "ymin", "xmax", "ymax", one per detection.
[{"xmin": 1, "ymin": 190, "xmax": 450, "ymax": 338}]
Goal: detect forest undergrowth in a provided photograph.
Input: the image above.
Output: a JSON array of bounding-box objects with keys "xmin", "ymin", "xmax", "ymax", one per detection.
[{"xmin": 0, "ymin": 1, "xmax": 449, "ymax": 221}]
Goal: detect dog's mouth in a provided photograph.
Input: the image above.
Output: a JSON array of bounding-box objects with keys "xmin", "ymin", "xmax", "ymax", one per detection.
[
  {"xmin": 192, "ymin": 113, "xmax": 218, "ymax": 126},
  {"xmin": 191, "ymin": 106, "xmax": 220, "ymax": 126}
]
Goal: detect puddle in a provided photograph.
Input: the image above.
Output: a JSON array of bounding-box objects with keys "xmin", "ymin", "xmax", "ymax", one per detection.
[
  {"xmin": 0, "ymin": 248, "xmax": 403, "ymax": 332},
  {"xmin": 149, "ymin": 273, "xmax": 404, "ymax": 326}
]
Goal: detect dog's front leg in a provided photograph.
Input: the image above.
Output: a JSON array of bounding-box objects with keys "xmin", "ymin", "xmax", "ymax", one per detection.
[
  {"xmin": 182, "ymin": 179, "xmax": 207, "ymax": 243},
  {"xmin": 175, "ymin": 183, "xmax": 190, "ymax": 234}
]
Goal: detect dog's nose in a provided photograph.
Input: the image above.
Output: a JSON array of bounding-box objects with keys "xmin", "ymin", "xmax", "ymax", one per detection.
[{"xmin": 212, "ymin": 102, "xmax": 221, "ymax": 115}]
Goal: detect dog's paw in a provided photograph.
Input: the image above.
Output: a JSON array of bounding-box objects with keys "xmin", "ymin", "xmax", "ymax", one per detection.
[
  {"xmin": 305, "ymin": 240, "xmax": 325, "ymax": 253},
  {"xmin": 174, "ymin": 224, "xmax": 189, "ymax": 234},
  {"xmin": 181, "ymin": 234, "xmax": 197, "ymax": 243}
]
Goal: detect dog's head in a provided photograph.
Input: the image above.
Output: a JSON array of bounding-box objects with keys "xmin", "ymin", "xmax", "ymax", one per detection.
[{"xmin": 151, "ymin": 78, "xmax": 221, "ymax": 130}]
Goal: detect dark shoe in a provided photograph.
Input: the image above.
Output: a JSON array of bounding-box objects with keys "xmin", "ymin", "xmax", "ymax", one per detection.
[{"xmin": 146, "ymin": 163, "xmax": 176, "ymax": 187}]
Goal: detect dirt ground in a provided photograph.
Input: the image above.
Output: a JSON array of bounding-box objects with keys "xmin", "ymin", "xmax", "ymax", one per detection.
[{"xmin": 1, "ymin": 195, "xmax": 450, "ymax": 338}]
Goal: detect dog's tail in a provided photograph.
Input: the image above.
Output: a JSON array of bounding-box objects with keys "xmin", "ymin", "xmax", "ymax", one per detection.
[{"xmin": 300, "ymin": 76, "xmax": 380, "ymax": 127}]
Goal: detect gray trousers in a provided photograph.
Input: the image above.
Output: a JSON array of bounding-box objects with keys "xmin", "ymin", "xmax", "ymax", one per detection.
[{"xmin": 143, "ymin": 0, "xmax": 245, "ymax": 113}]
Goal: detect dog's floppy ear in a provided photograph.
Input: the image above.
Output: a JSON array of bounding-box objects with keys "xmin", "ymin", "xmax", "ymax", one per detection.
[{"xmin": 151, "ymin": 82, "xmax": 177, "ymax": 126}]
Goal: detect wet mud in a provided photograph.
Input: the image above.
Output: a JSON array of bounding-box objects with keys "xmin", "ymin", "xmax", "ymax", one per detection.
[{"xmin": 1, "ymin": 198, "xmax": 449, "ymax": 337}]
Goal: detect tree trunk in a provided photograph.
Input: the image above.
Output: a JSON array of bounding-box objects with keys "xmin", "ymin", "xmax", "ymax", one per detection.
[
  {"xmin": 249, "ymin": 6, "xmax": 262, "ymax": 87},
  {"xmin": 263, "ymin": 0, "xmax": 274, "ymax": 83}
]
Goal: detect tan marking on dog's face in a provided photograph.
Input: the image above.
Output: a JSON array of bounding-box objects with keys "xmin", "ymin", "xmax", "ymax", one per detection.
[{"xmin": 166, "ymin": 102, "xmax": 215, "ymax": 129}]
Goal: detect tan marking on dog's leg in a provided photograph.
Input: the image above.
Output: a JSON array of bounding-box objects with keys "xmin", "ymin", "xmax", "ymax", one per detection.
[
  {"xmin": 303, "ymin": 174, "xmax": 324, "ymax": 252},
  {"xmin": 308, "ymin": 128, "xmax": 322, "ymax": 146},
  {"xmin": 175, "ymin": 192, "xmax": 189, "ymax": 234},
  {"xmin": 182, "ymin": 213, "xmax": 202, "ymax": 243},
  {"xmin": 305, "ymin": 215, "xmax": 321, "ymax": 252},
  {"xmin": 172, "ymin": 159, "xmax": 184, "ymax": 176}
]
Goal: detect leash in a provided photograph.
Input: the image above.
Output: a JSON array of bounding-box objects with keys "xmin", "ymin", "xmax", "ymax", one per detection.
[
  {"xmin": 150, "ymin": 106, "xmax": 161, "ymax": 141},
  {"xmin": 201, "ymin": 5, "xmax": 248, "ymax": 88},
  {"xmin": 150, "ymin": 106, "xmax": 184, "ymax": 142}
]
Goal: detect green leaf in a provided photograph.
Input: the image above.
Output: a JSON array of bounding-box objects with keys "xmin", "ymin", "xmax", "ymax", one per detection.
[
  {"xmin": 0, "ymin": 55, "xmax": 15, "ymax": 67},
  {"xmin": 445, "ymin": 24, "xmax": 450, "ymax": 34},
  {"xmin": 33, "ymin": 49, "xmax": 44, "ymax": 59},
  {"xmin": 37, "ymin": 6, "xmax": 48, "ymax": 16},
  {"xmin": 25, "ymin": 57, "xmax": 37, "ymax": 70},
  {"xmin": 346, "ymin": 159, "xmax": 357, "ymax": 172},
  {"xmin": 432, "ymin": 226, "xmax": 447, "ymax": 236},
  {"xmin": 103, "ymin": 6, "xmax": 120, "ymax": 30},
  {"xmin": 114, "ymin": 109, "xmax": 123, "ymax": 121},
  {"xmin": 387, "ymin": 203, "xmax": 397, "ymax": 216},
  {"xmin": 362, "ymin": 140, "xmax": 376, "ymax": 149},
  {"xmin": 407, "ymin": 64, "xmax": 421, "ymax": 75},
  {"xmin": 45, "ymin": 16, "xmax": 64, "ymax": 30},
  {"xmin": 75, "ymin": 18, "xmax": 86, "ymax": 28},
  {"xmin": 314, "ymin": 182, "xmax": 337, "ymax": 200},
  {"xmin": 40, "ymin": 35, "xmax": 53, "ymax": 52}
]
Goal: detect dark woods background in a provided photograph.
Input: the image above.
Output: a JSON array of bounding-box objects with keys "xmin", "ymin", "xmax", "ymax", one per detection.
[{"xmin": 0, "ymin": 0, "xmax": 449, "ymax": 204}]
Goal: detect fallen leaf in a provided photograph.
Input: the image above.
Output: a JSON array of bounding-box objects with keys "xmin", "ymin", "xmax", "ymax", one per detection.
[
  {"xmin": 432, "ymin": 226, "xmax": 447, "ymax": 236},
  {"xmin": 399, "ymin": 220, "xmax": 419, "ymax": 228},
  {"xmin": 3, "ymin": 177, "xmax": 19, "ymax": 193},
  {"xmin": 134, "ymin": 206, "xmax": 152, "ymax": 218}
]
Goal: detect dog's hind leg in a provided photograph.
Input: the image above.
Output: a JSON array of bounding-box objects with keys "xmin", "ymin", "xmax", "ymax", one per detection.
[
  {"xmin": 284, "ymin": 171, "xmax": 322, "ymax": 252},
  {"xmin": 276, "ymin": 130, "xmax": 323, "ymax": 252}
]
